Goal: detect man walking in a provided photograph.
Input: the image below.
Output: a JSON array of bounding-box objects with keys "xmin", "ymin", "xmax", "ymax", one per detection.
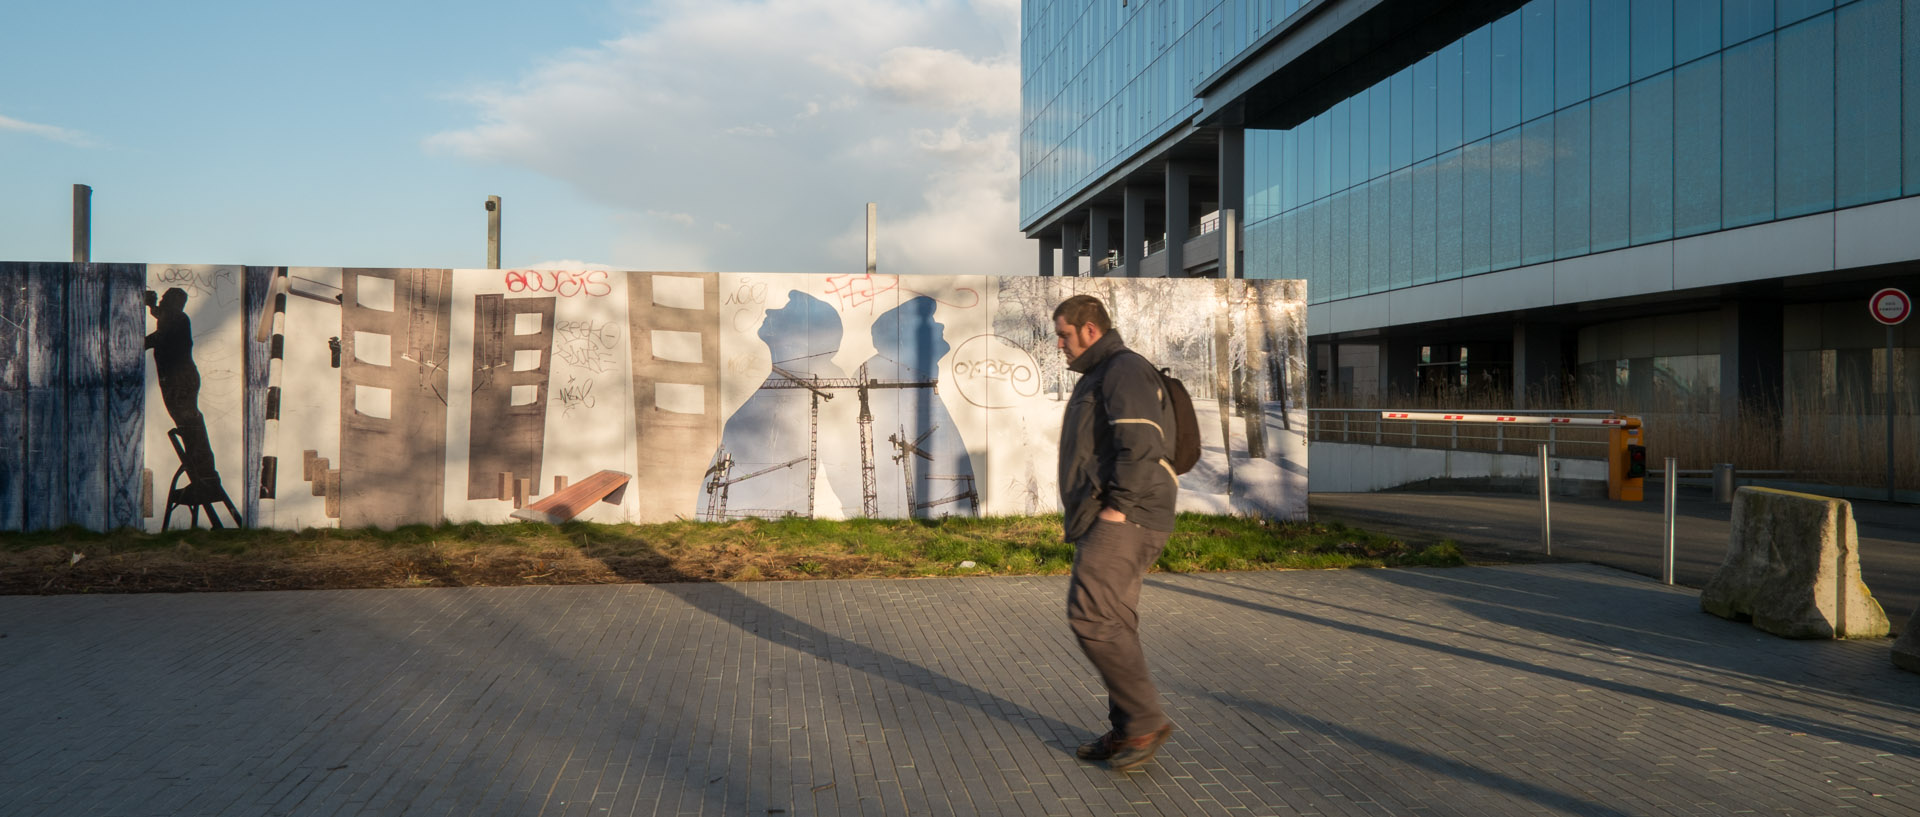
[{"xmin": 1052, "ymin": 294, "xmax": 1179, "ymax": 772}]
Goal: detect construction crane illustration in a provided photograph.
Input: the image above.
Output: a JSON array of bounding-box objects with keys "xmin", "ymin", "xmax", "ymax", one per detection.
[
  {"xmin": 889, "ymin": 424, "xmax": 979, "ymax": 516},
  {"xmin": 746, "ymin": 361, "xmax": 938, "ymax": 517},
  {"xmin": 701, "ymin": 451, "xmax": 809, "ymax": 521}
]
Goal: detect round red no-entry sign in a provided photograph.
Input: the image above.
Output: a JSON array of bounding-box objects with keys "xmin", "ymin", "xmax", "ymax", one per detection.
[{"xmin": 1871, "ymin": 288, "xmax": 1911, "ymax": 326}]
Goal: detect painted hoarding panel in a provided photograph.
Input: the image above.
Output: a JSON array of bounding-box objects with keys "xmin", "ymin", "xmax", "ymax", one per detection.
[{"xmin": 5, "ymin": 267, "xmax": 1309, "ymax": 531}]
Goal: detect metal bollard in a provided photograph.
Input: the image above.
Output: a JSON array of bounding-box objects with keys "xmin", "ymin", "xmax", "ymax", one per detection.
[
  {"xmin": 1713, "ymin": 463, "xmax": 1736, "ymax": 503},
  {"xmin": 1663, "ymin": 457, "xmax": 1677, "ymax": 585},
  {"xmin": 1539, "ymin": 443, "xmax": 1552, "ymax": 556}
]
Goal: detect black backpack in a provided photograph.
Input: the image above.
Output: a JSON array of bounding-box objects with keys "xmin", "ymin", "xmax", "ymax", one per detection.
[{"xmin": 1127, "ymin": 352, "xmax": 1201, "ymax": 475}]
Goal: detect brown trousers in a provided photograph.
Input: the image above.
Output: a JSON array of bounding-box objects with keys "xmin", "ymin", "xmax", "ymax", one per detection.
[{"xmin": 1067, "ymin": 519, "xmax": 1172, "ymax": 739}]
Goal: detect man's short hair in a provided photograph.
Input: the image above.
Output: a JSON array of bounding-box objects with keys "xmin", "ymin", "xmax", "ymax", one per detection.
[{"xmin": 1052, "ymin": 294, "xmax": 1112, "ymax": 331}]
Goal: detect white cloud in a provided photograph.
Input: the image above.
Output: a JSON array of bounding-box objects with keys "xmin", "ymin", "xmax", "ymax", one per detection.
[
  {"xmin": 428, "ymin": 0, "xmax": 1027, "ymax": 276},
  {"xmin": 0, "ymin": 113, "xmax": 96, "ymax": 147}
]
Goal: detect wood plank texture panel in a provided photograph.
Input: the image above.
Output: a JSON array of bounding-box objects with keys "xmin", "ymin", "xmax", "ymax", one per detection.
[
  {"xmin": 65, "ymin": 263, "xmax": 109, "ymax": 530},
  {"xmin": 0, "ymin": 262, "xmax": 28, "ymax": 530},
  {"xmin": 106, "ymin": 264, "xmax": 147, "ymax": 529},
  {"xmin": 24, "ymin": 263, "xmax": 69, "ymax": 531}
]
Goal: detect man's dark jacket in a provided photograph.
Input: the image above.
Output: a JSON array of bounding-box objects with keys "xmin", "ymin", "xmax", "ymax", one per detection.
[{"xmin": 1057, "ymin": 328, "xmax": 1179, "ymax": 542}]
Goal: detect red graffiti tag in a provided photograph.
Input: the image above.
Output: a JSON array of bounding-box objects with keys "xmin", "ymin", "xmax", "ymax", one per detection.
[{"xmin": 504, "ymin": 269, "xmax": 612, "ymax": 298}]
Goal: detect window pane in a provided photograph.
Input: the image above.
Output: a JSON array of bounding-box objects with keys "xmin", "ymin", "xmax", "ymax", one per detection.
[
  {"xmin": 1465, "ymin": 27, "xmax": 1494, "ymax": 142},
  {"xmin": 1492, "ymin": 127, "xmax": 1525, "ymax": 269},
  {"xmin": 1775, "ymin": 13, "xmax": 1834, "ymax": 218},
  {"xmin": 1674, "ymin": 54, "xmax": 1722, "ymax": 236},
  {"xmin": 1778, "ymin": 0, "xmax": 1833, "ymax": 27},
  {"xmin": 1393, "ymin": 68, "xmax": 1415, "ymax": 170},
  {"xmin": 1349, "ymin": 184, "xmax": 1372, "ymax": 294},
  {"xmin": 1371, "ymin": 83, "xmax": 1392, "ymax": 178},
  {"xmin": 1463, "ymin": 138, "xmax": 1494, "ymax": 275},
  {"xmin": 1313, "ymin": 197, "xmax": 1332, "ymax": 296},
  {"xmin": 1676, "ymin": 0, "xmax": 1721, "ymax": 64},
  {"xmin": 1592, "ymin": 88, "xmax": 1631, "ymax": 252},
  {"xmin": 1631, "ymin": 0, "xmax": 1675, "ymax": 80},
  {"xmin": 1523, "ymin": 1, "xmax": 1557, "ymax": 121},
  {"xmin": 1330, "ymin": 190, "xmax": 1352, "ymax": 299},
  {"xmin": 1557, "ymin": 0, "xmax": 1592, "ymax": 109},
  {"xmin": 1594, "ymin": 0, "xmax": 1630, "ymax": 93},
  {"xmin": 1835, "ymin": 0, "xmax": 1900, "ymax": 207},
  {"xmin": 1414, "ymin": 158, "xmax": 1438, "ymax": 285},
  {"xmin": 1555, "ymin": 102, "xmax": 1592, "ymax": 259},
  {"xmin": 1522, "ymin": 116, "xmax": 1557, "ymax": 265},
  {"xmin": 1415, "ymin": 54, "xmax": 1439, "ymax": 162},
  {"xmin": 1315, "ymin": 112, "xmax": 1333, "ymax": 199},
  {"xmin": 1722, "ymin": 34, "xmax": 1775, "ymax": 228},
  {"xmin": 1369, "ymin": 177, "xmax": 1391, "ymax": 291},
  {"xmin": 1438, "ymin": 148, "xmax": 1465, "ymax": 279},
  {"xmin": 1439, "ymin": 41, "xmax": 1464, "ymax": 152},
  {"xmin": 1390, "ymin": 166, "xmax": 1413, "ymax": 288},
  {"xmin": 1908, "ymin": 0, "xmax": 1920, "ymax": 195},
  {"xmin": 1493, "ymin": 11, "xmax": 1524, "ymax": 132},
  {"xmin": 1331, "ymin": 99, "xmax": 1351, "ymax": 192},
  {"xmin": 1351, "ymin": 90, "xmax": 1372, "ymax": 184},
  {"xmin": 1723, "ymin": 0, "xmax": 1772, "ymax": 47}
]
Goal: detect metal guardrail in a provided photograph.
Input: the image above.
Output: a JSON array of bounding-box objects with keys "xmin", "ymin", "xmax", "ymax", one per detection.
[{"xmin": 1308, "ymin": 408, "xmax": 1616, "ymax": 458}]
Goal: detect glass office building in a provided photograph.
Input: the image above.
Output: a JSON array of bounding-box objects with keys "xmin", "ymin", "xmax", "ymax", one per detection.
[{"xmin": 1022, "ymin": 0, "xmax": 1917, "ymax": 442}]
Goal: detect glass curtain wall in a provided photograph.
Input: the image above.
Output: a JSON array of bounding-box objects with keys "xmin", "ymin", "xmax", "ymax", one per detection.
[
  {"xmin": 1022, "ymin": 0, "xmax": 1310, "ymax": 226},
  {"xmin": 1246, "ymin": 0, "xmax": 1920, "ymax": 305}
]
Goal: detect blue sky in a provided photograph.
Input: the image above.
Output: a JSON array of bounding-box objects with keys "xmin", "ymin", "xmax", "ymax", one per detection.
[{"xmin": 1, "ymin": 0, "xmax": 1024, "ymax": 274}]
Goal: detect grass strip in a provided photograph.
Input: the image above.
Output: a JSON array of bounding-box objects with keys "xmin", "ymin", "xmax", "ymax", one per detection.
[{"xmin": 0, "ymin": 513, "xmax": 1463, "ymax": 594}]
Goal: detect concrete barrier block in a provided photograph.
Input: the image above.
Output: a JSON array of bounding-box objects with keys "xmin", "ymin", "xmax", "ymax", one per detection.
[{"xmin": 1701, "ymin": 487, "xmax": 1890, "ymax": 639}]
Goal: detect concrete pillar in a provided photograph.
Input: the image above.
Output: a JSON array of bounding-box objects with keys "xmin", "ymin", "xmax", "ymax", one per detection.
[
  {"xmin": 1123, "ymin": 185, "xmax": 1151, "ymax": 278},
  {"xmin": 1326, "ymin": 341, "xmax": 1344, "ymax": 404},
  {"xmin": 72, "ymin": 184, "xmax": 91, "ymax": 263},
  {"xmin": 1719, "ymin": 300, "xmax": 1785, "ymax": 424},
  {"xmin": 1513, "ymin": 322, "xmax": 1565, "ymax": 409},
  {"xmin": 1217, "ymin": 127, "xmax": 1246, "ymax": 229},
  {"xmin": 1037, "ymin": 236, "xmax": 1059, "ymax": 278},
  {"xmin": 1165, "ymin": 161, "xmax": 1194, "ymax": 276},
  {"xmin": 1381, "ymin": 335, "xmax": 1421, "ymax": 403},
  {"xmin": 1088, "ymin": 207, "xmax": 1116, "ymax": 275},
  {"xmin": 1060, "ymin": 221, "xmax": 1083, "ymax": 277}
]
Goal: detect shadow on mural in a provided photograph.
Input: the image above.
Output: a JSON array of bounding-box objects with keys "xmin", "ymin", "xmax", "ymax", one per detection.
[{"xmin": 0, "ymin": 263, "xmax": 1308, "ymax": 532}]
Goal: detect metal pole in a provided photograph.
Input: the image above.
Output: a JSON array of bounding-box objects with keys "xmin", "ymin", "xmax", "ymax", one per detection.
[
  {"xmin": 866, "ymin": 202, "xmax": 877, "ymax": 276},
  {"xmin": 485, "ymin": 196, "xmax": 501, "ymax": 269},
  {"xmin": 1890, "ymin": 324, "xmax": 1899, "ymax": 503},
  {"xmin": 1663, "ymin": 456, "xmax": 1677, "ymax": 585},
  {"xmin": 1539, "ymin": 442, "xmax": 1551, "ymax": 555},
  {"xmin": 72, "ymin": 184, "xmax": 91, "ymax": 263}
]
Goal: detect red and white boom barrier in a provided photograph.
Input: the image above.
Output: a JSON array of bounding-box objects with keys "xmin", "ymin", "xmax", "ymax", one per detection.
[{"xmin": 1378, "ymin": 412, "xmax": 1633, "ymax": 427}]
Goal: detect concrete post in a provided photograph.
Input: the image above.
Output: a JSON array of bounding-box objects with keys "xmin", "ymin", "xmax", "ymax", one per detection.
[
  {"xmin": 1220, "ymin": 208, "xmax": 1240, "ymax": 279},
  {"xmin": 72, "ymin": 184, "xmax": 91, "ymax": 263},
  {"xmin": 1165, "ymin": 161, "xmax": 1194, "ymax": 276},
  {"xmin": 485, "ymin": 196, "xmax": 501, "ymax": 269},
  {"xmin": 1037, "ymin": 236, "xmax": 1058, "ymax": 278},
  {"xmin": 1513, "ymin": 322, "xmax": 1564, "ymax": 409},
  {"xmin": 1060, "ymin": 221, "xmax": 1083, "ymax": 277},
  {"xmin": 1087, "ymin": 207, "xmax": 1115, "ymax": 275},
  {"xmin": 1218, "ymin": 127, "xmax": 1246, "ymax": 228},
  {"xmin": 1719, "ymin": 300, "xmax": 1784, "ymax": 426},
  {"xmin": 866, "ymin": 202, "xmax": 877, "ymax": 276},
  {"xmin": 1123, "ymin": 185, "xmax": 1150, "ymax": 278}
]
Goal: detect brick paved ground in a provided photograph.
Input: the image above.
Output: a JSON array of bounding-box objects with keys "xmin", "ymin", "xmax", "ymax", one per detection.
[{"xmin": 1, "ymin": 565, "xmax": 1915, "ymax": 817}]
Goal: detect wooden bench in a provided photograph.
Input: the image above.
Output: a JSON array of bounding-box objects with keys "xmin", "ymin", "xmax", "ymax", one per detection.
[{"xmin": 510, "ymin": 470, "xmax": 631, "ymax": 524}]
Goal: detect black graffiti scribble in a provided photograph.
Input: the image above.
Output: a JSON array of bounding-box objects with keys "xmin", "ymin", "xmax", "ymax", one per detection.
[
  {"xmin": 552, "ymin": 375, "xmax": 597, "ymax": 416},
  {"xmin": 553, "ymin": 319, "xmax": 619, "ymax": 373}
]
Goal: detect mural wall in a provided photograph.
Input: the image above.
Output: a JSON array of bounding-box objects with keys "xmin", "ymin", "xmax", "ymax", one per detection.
[{"xmin": 0, "ymin": 264, "xmax": 1308, "ymax": 531}]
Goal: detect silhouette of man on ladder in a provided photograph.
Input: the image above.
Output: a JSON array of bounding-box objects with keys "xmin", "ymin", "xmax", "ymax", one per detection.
[{"xmin": 146, "ymin": 287, "xmax": 240, "ymax": 529}]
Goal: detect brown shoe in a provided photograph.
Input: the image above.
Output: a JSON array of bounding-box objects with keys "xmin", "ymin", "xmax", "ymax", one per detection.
[
  {"xmin": 1077, "ymin": 730, "xmax": 1121, "ymax": 760},
  {"xmin": 1106, "ymin": 723, "xmax": 1174, "ymax": 772}
]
